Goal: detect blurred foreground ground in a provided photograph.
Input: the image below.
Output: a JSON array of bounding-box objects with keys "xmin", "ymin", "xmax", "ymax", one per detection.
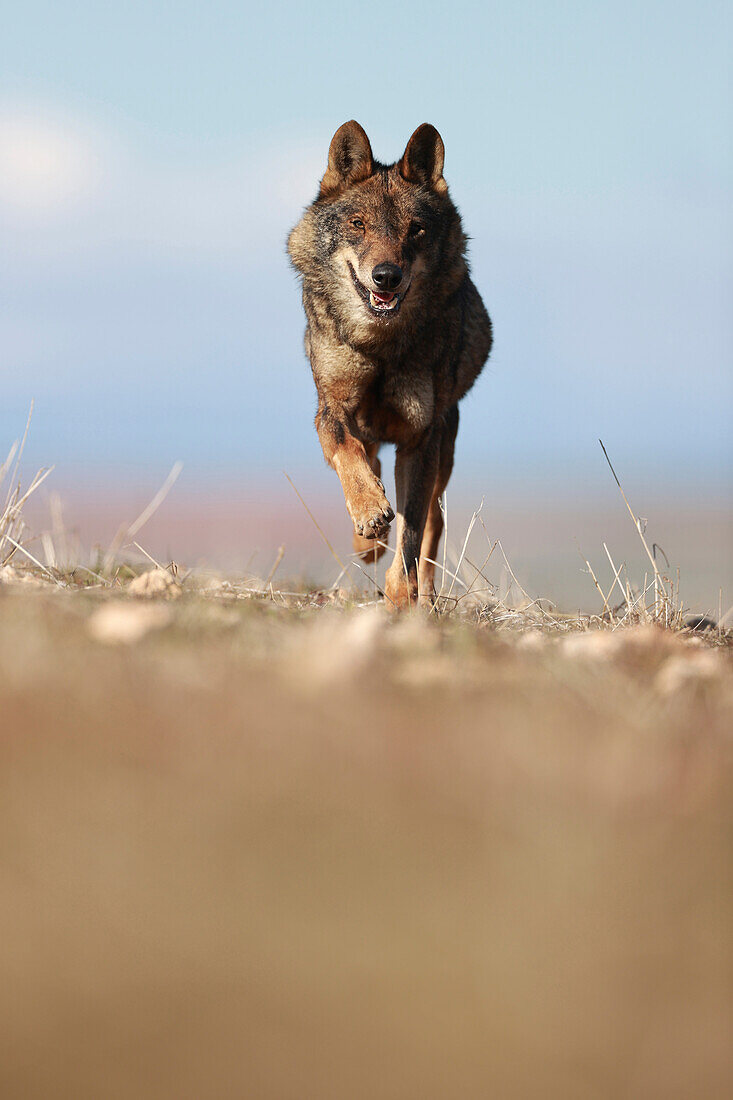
[{"xmin": 0, "ymin": 572, "xmax": 732, "ymax": 1099}]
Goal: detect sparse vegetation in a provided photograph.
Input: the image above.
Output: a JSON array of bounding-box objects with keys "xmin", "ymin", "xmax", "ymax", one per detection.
[{"xmin": 1, "ymin": 414, "xmax": 732, "ymax": 1098}]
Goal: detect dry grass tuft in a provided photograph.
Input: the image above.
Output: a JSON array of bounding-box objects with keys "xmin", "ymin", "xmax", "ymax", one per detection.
[{"xmin": 1, "ymin": 402, "xmax": 55, "ymax": 571}]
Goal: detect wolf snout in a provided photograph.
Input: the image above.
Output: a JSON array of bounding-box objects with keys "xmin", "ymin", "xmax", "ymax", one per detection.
[{"xmin": 371, "ymin": 263, "xmax": 403, "ymax": 292}]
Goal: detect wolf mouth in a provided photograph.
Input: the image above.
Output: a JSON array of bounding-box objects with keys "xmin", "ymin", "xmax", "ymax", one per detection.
[{"xmin": 347, "ymin": 262, "xmax": 408, "ymax": 318}]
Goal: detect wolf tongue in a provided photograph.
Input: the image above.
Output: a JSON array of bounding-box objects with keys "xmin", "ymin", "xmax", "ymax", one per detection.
[{"xmin": 373, "ymin": 291, "xmax": 394, "ymax": 303}]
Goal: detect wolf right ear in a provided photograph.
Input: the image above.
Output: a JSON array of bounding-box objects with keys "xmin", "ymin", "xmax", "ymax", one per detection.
[
  {"xmin": 399, "ymin": 124, "xmax": 447, "ymax": 194},
  {"xmin": 319, "ymin": 121, "xmax": 374, "ymax": 199}
]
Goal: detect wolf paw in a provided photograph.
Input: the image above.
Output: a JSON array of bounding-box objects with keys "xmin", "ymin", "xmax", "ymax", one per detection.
[
  {"xmin": 353, "ymin": 501, "xmax": 394, "ymax": 539},
  {"xmin": 384, "ymin": 571, "xmax": 419, "ymax": 611},
  {"xmin": 353, "ymin": 529, "xmax": 389, "ymax": 562}
]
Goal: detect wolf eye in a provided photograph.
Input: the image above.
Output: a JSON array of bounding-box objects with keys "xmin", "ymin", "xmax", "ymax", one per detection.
[
  {"xmin": 409, "ymin": 222, "xmax": 425, "ymax": 237},
  {"xmin": 351, "ymin": 218, "xmax": 365, "ymax": 229}
]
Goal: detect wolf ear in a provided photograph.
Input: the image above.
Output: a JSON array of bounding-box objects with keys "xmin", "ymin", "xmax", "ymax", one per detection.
[
  {"xmin": 399, "ymin": 124, "xmax": 446, "ymax": 193},
  {"xmin": 319, "ymin": 121, "xmax": 374, "ymax": 198}
]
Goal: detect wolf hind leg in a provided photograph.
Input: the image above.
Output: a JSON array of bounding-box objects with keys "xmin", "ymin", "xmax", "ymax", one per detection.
[
  {"xmin": 352, "ymin": 443, "xmax": 389, "ymax": 564},
  {"xmin": 418, "ymin": 406, "xmax": 459, "ymax": 606},
  {"xmin": 384, "ymin": 429, "xmax": 441, "ymax": 610}
]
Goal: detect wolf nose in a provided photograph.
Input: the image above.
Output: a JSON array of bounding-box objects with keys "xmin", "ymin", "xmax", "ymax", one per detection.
[{"xmin": 372, "ymin": 263, "xmax": 403, "ymax": 292}]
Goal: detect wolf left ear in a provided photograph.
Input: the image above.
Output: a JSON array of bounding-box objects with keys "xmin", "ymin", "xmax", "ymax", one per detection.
[
  {"xmin": 399, "ymin": 124, "xmax": 447, "ymax": 193},
  {"xmin": 319, "ymin": 120, "xmax": 374, "ymax": 198}
]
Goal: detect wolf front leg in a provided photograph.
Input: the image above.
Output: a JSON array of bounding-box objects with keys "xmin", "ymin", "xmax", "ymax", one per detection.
[
  {"xmin": 315, "ymin": 401, "xmax": 394, "ymax": 541},
  {"xmin": 353, "ymin": 444, "xmax": 390, "ymax": 563},
  {"xmin": 384, "ymin": 429, "xmax": 441, "ymax": 610}
]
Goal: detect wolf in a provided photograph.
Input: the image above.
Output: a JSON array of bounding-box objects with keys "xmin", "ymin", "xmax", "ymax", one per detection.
[{"xmin": 288, "ymin": 121, "xmax": 492, "ymax": 609}]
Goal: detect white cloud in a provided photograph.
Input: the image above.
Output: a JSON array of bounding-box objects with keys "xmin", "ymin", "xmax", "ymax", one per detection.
[
  {"xmin": 0, "ymin": 108, "xmax": 104, "ymax": 214},
  {"xmin": 0, "ymin": 102, "xmax": 324, "ymax": 255}
]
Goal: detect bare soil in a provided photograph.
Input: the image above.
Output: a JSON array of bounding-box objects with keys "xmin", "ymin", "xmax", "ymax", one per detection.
[{"xmin": 0, "ymin": 573, "xmax": 732, "ymax": 1099}]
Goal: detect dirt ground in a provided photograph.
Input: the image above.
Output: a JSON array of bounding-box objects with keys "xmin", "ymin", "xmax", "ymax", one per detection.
[{"xmin": 0, "ymin": 572, "xmax": 731, "ymax": 1099}]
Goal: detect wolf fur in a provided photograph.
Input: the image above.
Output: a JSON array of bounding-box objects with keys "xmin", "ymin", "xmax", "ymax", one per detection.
[{"xmin": 288, "ymin": 121, "xmax": 492, "ymax": 609}]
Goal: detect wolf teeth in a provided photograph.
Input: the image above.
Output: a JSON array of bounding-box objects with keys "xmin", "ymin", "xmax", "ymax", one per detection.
[{"xmin": 369, "ymin": 291, "xmax": 397, "ymax": 310}]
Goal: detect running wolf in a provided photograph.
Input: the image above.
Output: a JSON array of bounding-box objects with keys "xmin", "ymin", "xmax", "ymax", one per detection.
[{"xmin": 288, "ymin": 121, "xmax": 492, "ymax": 608}]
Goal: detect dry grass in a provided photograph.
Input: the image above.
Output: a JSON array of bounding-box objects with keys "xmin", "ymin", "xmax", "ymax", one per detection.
[
  {"xmin": 1, "ymin": 416, "xmax": 732, "ymax": 1098},
  {"xmin": 0, "ymin": 402, "xmax": 55, "ymax": 573}
]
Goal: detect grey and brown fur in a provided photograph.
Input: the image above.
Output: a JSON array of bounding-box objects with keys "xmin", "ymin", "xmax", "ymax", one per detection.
[{"xmin": 288, "ymin": 121, "xmax": 492, "ymax": 609}]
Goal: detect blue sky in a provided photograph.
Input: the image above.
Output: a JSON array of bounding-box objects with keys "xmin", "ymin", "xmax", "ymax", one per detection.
[{"xmin": 1, "ymin": 0, "xmax": 731, "ymax": 499}]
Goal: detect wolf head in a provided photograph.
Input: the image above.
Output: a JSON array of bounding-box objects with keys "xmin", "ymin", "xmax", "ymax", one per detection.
[{"xmin": 288, "ymin": 122, "xmax": 466, "ymax": 343}]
